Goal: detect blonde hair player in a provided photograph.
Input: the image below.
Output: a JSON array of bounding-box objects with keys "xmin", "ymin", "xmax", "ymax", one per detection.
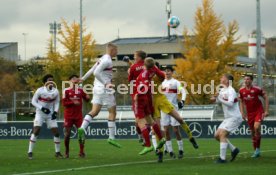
[{"xmin": 77, "ymin": 43, "xmax": 122, "ymax": 153}]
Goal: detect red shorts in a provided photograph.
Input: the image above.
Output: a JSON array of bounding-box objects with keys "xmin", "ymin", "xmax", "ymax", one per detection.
[
  {"xmin": 133, "ymin": 97, "xmax": 151, "ymax": 119},
  {"xmin": 64, "ymin": 117, "xmax": 83, "ymax": 128},
  {"xmin": 247, "ymin": 110, "xmax": 264, "ymax": 130}
]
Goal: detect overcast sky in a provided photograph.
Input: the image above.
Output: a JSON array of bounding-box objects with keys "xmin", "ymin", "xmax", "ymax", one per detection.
[{"xmin": 0, "ymin": 0, "xmax": 275, "ymax": 60}]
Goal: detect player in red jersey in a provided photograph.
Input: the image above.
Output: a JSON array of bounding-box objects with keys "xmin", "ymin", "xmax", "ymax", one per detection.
[
  {"xmin": 127, "ymin": 50, "xmax": 147, "ymax": 143},
  {"xmin": 62, "ymin": 75, "xmax": 90, "ymax": 158},
  {"xmin": 133, "ymin": 57, "xmax": 166, "ymax": 155},
  {"xmin": 239, "ymin": 75, "xmax": 269, "ymax": 158}
]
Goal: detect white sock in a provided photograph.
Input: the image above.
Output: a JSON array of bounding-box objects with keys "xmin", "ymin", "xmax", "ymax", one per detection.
[
  {"xmin": 227, "ymin": 139, "xmax": 236, "ymax": 151},
  {"xmin": 166, "ymin": 140, "xmax": 173, "ymax": 153},
  {"xmin": 164, "ymin": 143, "xmax": 168, "ymax": 152},
  {"xmin": 81, "ymin": 114, "xmax": 92, "ymax": 129},
  {"xmin": 177, "ymin": 140, "xmax": 183, "ymax": 151},
  {"xmin": 152, "ymin": 134, "xmax": 157, "ymax": 149},
  {"xmin": 220, "ymin": 142, "xmax": 228, "ymax": 160},
  {"xmin": 54, "ymin": 136, "xmax": 61, "ymax": 153},
  {"xmin": 28, "ymin": 134, "xmax": 37, "ymax": 153},
  {"xmin": 108, "ymin": 121, "xmax": 116, "ymax": 139}
]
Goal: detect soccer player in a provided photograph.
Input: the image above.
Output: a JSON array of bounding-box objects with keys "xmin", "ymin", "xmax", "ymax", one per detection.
[
  {"xmin": 210, "ymin": 74, "xmax": 242, "ymax": 163},
  {"xmin": 161, "ymin": 66, "xmax": 186, "ymax": 159},
  {"xmin": 151, "ymin": 65, "xmax": 198, "ymax": 163},
  {"xmin": 28, "ymin": 74, "xmax": 63, "ymax": 159},
  {"xmin": 133, "ymin": 57, "xmax": 166, "ymax": 155},
  {"xmin": 62, "ymin": 75, "xmax": 90, "ymax": 158},
  {"xmin": 127, "ymin": 51, "xmax": 147, "ymax": 143},
  {"xmin": 77, "ymin": 43, "xmax": 122, "ymax": 149},
  {"xmin": 239, "ymin": 75, "xmax": 269, "ymax": 158}
]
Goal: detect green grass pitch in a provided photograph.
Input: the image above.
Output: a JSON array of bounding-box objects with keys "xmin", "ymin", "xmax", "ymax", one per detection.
[{"xmin": 1, "ymin": 139, "xmax": 276, "ymax": 175}]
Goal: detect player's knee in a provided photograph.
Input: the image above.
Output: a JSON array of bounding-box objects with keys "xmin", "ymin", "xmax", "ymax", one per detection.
[
  {"xmin": 64, "ymin": 131, "xmax": 70, "ymax": 138},
  {"xmin": 33, "ymin": 129, "xmax": 40, "ymax": 136},
  {"xmin": 214, "ymin": 132, "xmax": 220, "ymax": 140},
  {"xmin": 33, "ymin": 132, "xmax": 39, "ymax": 136},
  {"xmin": 254, "ymin": 128, "xmax": 260, "ymax": 135},
  {"xmin": 54, "ymin": 133, "xmax": 60, "ymax": 137}
]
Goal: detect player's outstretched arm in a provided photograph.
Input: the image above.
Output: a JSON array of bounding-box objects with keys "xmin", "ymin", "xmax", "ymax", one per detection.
[
  {"xmin": 81, "ymin": 62, "xmax": 98, "ymax": 81},
  {"xmin": 153, "ymin": 66, "xmax": 165, "ymax": 80},
  {"xmin": 93, "ymin": 60, "xmax": 110, "ymax": 86},
  {"xmin": 62, "ymin": 89, "xmax": 74, "ymax": 107},
  {"xmin": 177, "ymin": 81, "xmax": 186, "ymax": 109}
]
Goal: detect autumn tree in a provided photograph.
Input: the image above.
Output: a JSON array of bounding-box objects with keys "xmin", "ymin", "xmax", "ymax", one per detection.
[
  {"xmin": 0, "ymin": 58, "xmax": 25, "ymax": 109},
  {"xmin": 175, "ymin": 0, "xmax": 241, "ymax": 104},
  {"xmin": 44, "ymin": 18, "xmax": 99, "ymax": 89}
]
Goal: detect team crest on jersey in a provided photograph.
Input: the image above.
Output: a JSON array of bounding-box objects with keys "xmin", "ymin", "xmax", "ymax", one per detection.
[{"xmin": 244, "ymin": 94, "xmax": 254, "ymax": 100}]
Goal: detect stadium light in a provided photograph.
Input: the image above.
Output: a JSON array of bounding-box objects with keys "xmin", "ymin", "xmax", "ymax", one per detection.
[
  {"xmin": 49, "ymin": 21, "xmax": 61, "ymax": 53},
  {"xmin": 256, "ymin": 0, "xmax": 262, "ymax": 87},
  {"xmin": 80, "ymin": 0, "xmax": 83, "ymax": 78},
  {"xmin": 166, "ymin": 0, "xmax": 172, "ymax": 38}
]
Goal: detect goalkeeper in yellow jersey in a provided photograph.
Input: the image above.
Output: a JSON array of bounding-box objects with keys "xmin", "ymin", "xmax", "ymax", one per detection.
[{"xmin": 151, "ymin": 63, "xmax": 198, "ymax": 162}]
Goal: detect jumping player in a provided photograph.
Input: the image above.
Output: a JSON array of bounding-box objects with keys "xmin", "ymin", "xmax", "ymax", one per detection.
[
  {"xmin": 62, "ymin": 75, "xmax": 90, "ymax": 158},
  {"xmin": 77, "ymin": 43, "xmax": 122, "ymax": 149},
  {"xmin": 239, "ymin": 75, "xmax": 269, "ymax": 158},
  {"xmin": 134, "ymin": 57, "xmax": 166, "ymax": 155},
  {"xmin": 161, "ymin": 66, "xmax": 187, "ymax": 159},
  {"xmin": 151, "ymin": 64, "xmax": 198, "ymax": 163},
  {"xmin": 28, "ymin": 74, "xmax": 63, "ymax": 159},
  {"xmin": 127, "ymin": 51, "xmax": 147, "ymax": 143},
  {"xmin": 211, "ymin": 74, "xmax": 242, "ymax": 163}
]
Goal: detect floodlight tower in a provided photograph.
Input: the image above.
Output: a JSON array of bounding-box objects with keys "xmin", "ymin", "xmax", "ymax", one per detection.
[
  {"xmin": 80, "ymin": 0, "xmax": 83, "ymax": 77},
  {"xmin": 166, "ymin": 0, "xmax": 171, "ymax": 39},
  {"xmin": 49, "ymin": 21, "xmax": 61, "ymax": 52},
  {"xmin": 256, "ymin": 0, "xmax": 262, "ymax": 87}
]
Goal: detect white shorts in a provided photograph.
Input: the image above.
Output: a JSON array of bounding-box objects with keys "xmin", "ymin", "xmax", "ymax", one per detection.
[
  {"xmin": 218, "ymin": 117, "xmax": 242, "ymax": 133},
  {"xmin": 160, "ymin": 111, "xmax": 180, "ymax": 129},
  {"xmin": 92, "ymin": 92, "xmax": 116, "ymax": 108},
  {"xmin": 33, "ymin": 112, "xmax": 58, "ymax": 129}
]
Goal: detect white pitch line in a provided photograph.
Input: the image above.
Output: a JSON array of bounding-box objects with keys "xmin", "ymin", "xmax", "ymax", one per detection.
[{"xmin": 12, "ymin": 150, "xmax": 276, "ymax": 175}]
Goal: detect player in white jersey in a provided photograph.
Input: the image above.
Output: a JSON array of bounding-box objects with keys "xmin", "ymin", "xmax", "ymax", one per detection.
[
  {"xmin": 210, "ymin": 74, "xmax": 242, "ymax": 163},
  {"xmin": 28, "ymin": 74, "xmax": 63, "ymax": 159},
  {"xmin": 161, "ymin": 66, "xmax": 186, "ymax": 159},
  {"xmin": 77, "ymin": 43, "xmax": 122, "ymax": 149}
]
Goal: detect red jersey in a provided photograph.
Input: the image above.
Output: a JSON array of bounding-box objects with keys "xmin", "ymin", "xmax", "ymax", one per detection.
[
  {"xmin": 62, "ymin": 87, "xmax": 89, "ymax": 119},
  {"xmin": 128, "ymin": 60, "xmax": 145, "ymax": 82},
  {"xmin": 134, "ymin": 66, "xmax": 165, "ymax": 99},
  {"xmin": 239, "ymin": 86, "xmax": 264, "ymax": 114}
]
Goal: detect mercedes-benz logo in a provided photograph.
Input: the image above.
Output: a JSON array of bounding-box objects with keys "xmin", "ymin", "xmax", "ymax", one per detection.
[{"xmin": 189, "ymin": 122, "xmax": 202, "ymax": 138}]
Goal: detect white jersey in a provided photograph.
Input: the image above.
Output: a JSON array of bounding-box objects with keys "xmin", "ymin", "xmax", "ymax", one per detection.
[
  {"xmin": 162, "ymin": 78, "xmax": 186, "ymax": 107},
  {"xmin": 217, "ymin": 86, "xmax": 242, "ymax": 119},
  {"xmin": 82, "ymin": 54, "xmax": 113, "ymax": 93},
  {"xmin": 31, "ymin": 86, "xmax": 60, "ymax": 114}
]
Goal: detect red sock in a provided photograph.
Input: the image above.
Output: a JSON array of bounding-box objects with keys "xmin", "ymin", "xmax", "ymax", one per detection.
[
  {"xmin": 255, "ymin": 134, "xmax": 261, "ymax": 149},
  {"xmin": 152, "ymin": 122, "xmax": 162, "ymax": 140},
  {"xmin": 79, "ymin": 143, "xmax": 84, "ymax": 154},
  {"xmin": 252, "ymin": 136, "xmax": 257, "ymax": 150},
  {"xmin": 141, "ymin": 127, "xmax": 151, "ymax": 147},
  {"xmin": 64, "ymin": 136, "xmax": 70, "ymax": 154}
]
